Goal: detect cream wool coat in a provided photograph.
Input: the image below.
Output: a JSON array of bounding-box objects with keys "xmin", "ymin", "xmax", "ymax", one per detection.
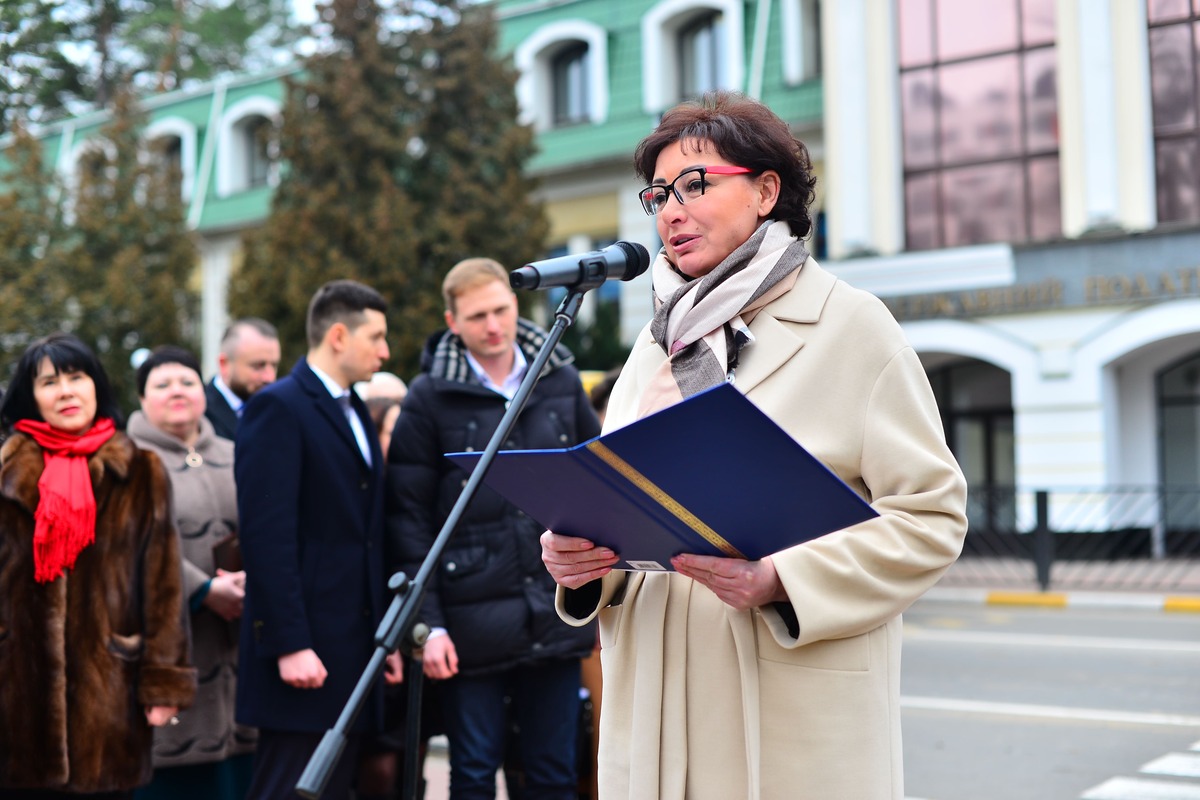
[{"xmin": 557, "ymin": 257, "xmax": 968, "ymax": 800}]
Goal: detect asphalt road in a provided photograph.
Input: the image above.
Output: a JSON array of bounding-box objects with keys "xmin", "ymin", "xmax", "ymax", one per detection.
[{"xmin": 901, "ymin": 599, "xmax": 1200, "ymax": 800}]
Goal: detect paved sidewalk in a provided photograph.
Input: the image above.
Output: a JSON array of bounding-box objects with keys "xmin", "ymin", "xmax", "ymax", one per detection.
[{"xmin": 926, "ymin": 555, "xmax": 1200, "ymax": 611}]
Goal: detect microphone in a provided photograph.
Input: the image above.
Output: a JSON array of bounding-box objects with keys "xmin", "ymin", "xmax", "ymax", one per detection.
[{"xmin": 510, "ymin": 241, "xmax": 650, "ymax": 291}]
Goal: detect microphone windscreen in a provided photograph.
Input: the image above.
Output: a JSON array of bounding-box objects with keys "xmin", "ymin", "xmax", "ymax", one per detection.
[{"xmin": 617, "ymin": 241, "xmax": 651, "ymax": 280}]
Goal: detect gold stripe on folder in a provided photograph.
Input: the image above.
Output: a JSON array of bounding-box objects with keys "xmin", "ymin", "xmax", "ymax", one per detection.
[{"xmin": 586, "ymin": 441, "xmax": 746, "ymax": 559}]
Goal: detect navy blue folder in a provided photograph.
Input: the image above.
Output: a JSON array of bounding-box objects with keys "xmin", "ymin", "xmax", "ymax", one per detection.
[{"xmin": 446, "ymin": 382, "xmax": 878, "ymax": 571}]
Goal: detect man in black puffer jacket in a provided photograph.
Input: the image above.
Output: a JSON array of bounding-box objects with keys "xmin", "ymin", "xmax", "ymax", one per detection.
[{"xmin": 387, "ymin": 257, "xmax": 600, "ymax": 799}]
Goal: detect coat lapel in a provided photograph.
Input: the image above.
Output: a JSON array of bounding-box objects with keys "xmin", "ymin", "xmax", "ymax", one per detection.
[
  {"xmin": 293, "ymin": 361, "xmax": 366, "ymax": 465},
  {"xmin": 735, "ymin": 257, "xmax": 837, "ymax": 395}
]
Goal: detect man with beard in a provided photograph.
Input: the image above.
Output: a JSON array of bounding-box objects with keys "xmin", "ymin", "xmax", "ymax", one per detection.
[{"xmin": 206, "ymin": 318, "xmax": 282, "ymax": 440}]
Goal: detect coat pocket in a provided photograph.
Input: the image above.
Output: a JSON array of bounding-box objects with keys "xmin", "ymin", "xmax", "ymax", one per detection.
[{"xmin": 755, "ymin": 615, "xmax": 869, "ymax": 671}]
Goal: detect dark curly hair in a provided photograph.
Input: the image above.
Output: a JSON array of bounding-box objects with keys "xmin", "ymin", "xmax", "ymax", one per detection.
[{"xmin": 634, "ymin": 91, "xmax": 818, "ymax": 238}]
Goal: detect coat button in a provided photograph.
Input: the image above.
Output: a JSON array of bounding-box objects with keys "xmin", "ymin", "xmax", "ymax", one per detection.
[
  {"xmin": 361, "ymin": 481, "xmax": 369, "ymax": 490},
  {"xmin": 446, "ymin": 562, "xmax": 457, "ymax": 573}
]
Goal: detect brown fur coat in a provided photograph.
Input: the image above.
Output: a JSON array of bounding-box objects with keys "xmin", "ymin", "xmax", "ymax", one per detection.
[{"xmin": 0, "ymin": 430, "xmax": 197, "ymax": 792}]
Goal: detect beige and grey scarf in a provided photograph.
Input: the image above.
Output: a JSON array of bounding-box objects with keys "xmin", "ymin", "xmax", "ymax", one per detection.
[{"xmin": 639, "ymin": 220, "xmax": 809, "ymax": 416}]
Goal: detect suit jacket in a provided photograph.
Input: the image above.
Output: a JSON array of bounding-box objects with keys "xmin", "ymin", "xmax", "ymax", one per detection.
[
  {"xmin": 558, "ymin": 257, "xmax": 968, "ymax": 799},
  {"xmin": 234, "ymin": 358, "xmax": 386, "ymax": 733},
  {"xmin": 204, "ymin": 378, "xmax": 240, "ymax": 441}
]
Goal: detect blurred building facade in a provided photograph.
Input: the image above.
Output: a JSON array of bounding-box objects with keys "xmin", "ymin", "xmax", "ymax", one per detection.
[
  {"xmin": 5, "ymin": 1, "xmax": 1199, "ymax": 540},
  {"xmin": 494, "ymin": 0, "xmax": 1200, "ymax": 542}
]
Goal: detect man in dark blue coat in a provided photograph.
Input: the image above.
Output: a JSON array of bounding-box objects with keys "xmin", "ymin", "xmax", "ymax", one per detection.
[
  {"xmin": 235, "ymin": 280, "xmax": 400, "ymax": 799},
  {"xmin": 388, "ymin": 258, "xmax": 600, "ymax": 799}
]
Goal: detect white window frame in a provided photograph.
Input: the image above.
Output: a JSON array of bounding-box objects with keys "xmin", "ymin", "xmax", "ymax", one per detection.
[
  {"xmin": 145, "ymin": 116, "xmax": 198, "ymax": 200},
  {"xmin": 216, "ymin": 96, "xmax": 281, "ymax": 197},
  {"xmin": 641, "ymin": 0, "xmax": 744, "ymax": 115},
  {"xmin": 781, "ymin": 0, "xmax": 822, "ymax": 84},
  {"xmin": 515, "ymin": 20, "xmax": 609, "ymax": 132}
]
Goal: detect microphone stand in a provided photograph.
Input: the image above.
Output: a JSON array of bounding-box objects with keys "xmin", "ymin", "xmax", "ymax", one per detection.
[{"xmin": 297, "ymin": 286, "xmax": 591, "ymax": 799}]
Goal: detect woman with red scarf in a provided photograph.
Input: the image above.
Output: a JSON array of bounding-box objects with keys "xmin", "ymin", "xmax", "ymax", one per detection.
[{"xmin": 0, "ymin": 333, "xmax": 196, "ymax": 799}]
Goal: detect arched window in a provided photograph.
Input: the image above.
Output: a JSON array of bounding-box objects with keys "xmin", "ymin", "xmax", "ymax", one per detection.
[
  {"xmin": 781, "ymin": 0, "xmax": 822, "ymax": 84},
  {"xmin": 678, "ymin": 12, "xmax": 724, "ymax": 99},
  {"xmin": 641, "ymin": 0, "xmax": 744, "ymax": 114},
  {"xmin": 515, "ymin": 20, "xmax": 609, "ymax": 132},
  {"xmin": 552, "ymin": 42, "xmax": 591, "ymax": 126},
  {"xmin": 242, "ymin": 116, "xmax": 273, "ymax": 189},
  {"xmin": 66, "ymin": 139, "xmax": 117, "ymax": 209},
  {"xmin": 145, "ymin": 116, "xmax": 197, "ymax": 200},
  {"xmin": 216, "ymin": 96, "xmax": 281, "ymax": 196}
]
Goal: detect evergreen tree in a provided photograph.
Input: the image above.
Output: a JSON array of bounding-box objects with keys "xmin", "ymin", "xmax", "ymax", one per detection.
[
  {"xmin": 398, "ymin": 0, "xmax": 550, "ymax": 323},
  {"xmin": 60, "ymin": 88, "xmax": 199, "ymax": 407},
  {"xmin": 0, "ymin": 91, "xmax": 197, "ymax": 406},
  {"xmin": 0, "ymin": 1, "xmax": 84, "ymax": 135},
  {"xmin": 229, "ymin": 0, "xmax": 423, "ymax": 369},
  {"xmin": 231, "ymin": 0, "xmax": 550, "ymax": 379},
  {"xmin": 0, "ymin": 0, "xmax": 300, "ymax": 134},
  {"xmin": 0, "ymin": 122, "xmax": 72, "ymax": 382}
]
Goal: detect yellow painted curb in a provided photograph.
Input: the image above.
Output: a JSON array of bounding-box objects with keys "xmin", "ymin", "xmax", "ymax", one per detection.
[
  {"xmin": 985, "ymin": 591, "xmax": 1068, "ymax": 608},
  {"xmin": 1164, "ymin": 596, "xmax": 1200, "ymax": 613}
]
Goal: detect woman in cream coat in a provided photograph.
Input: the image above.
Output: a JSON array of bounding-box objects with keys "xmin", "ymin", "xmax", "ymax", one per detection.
[{"xmin": 542, "ymin": 92, "xmax": 968, "ymax": 800}]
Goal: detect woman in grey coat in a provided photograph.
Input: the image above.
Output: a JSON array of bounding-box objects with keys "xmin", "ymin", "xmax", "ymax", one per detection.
[{"xmin": 128, "ymin": 346, "xmax": 256, "ymax": 800}]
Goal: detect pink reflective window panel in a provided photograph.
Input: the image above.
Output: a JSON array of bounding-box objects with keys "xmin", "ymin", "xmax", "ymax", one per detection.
[
  {"xmin": 901, "ymin": 69, "xmax": 938, "ymax": 169},
  {"xmin": 905, "ymin": 173, "xmax": 941, "ymax": 251},
  {"xmin": 1150, "ymin": 23, "xmax": 1197, "ymax": 133},
  {"xmin": 938, "ymin": 56, "xmax": 1021, "ymax": 165},
  {"xmin": 1027, "ymin": 156, "xmax": 1062, "ymax": 241},
  {"xmin": 1022, "ymin": 0, "xmax": 1056, "ymax": 46},
  {"xmin": 1156, "ymin": 137, "xmax": 1200, "ymax": 222},
  {"xmin": 941, "ymin": 162, "xmax": 1026, "ymax": 247},
  {"xmin": 937, "ymin": 0, "xmax": 1018, "ymax": 61},
  {"xmin": 899, "ymin": 0, "xmax": 933, "ymax": 67},
  {"xmin": 1023, "ymin": 47, "xmax": 1059, "ymax": 152},
  {"xmin": 1148, "ymin": 0, "xmax": 1192, "ymax": 23}
]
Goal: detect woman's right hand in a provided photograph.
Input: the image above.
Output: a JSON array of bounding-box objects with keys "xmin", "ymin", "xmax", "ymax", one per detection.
[
  {"xmin": 203, "ymin": 569, "xmax": 245, "ymax": 621},
  {"xmin": 540, "ymin": 531, "xmax": 620, "ymax": 590}
]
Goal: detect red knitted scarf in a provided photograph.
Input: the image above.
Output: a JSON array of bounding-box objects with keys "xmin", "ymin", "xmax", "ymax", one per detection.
[{"xmin": 12, "ymin": 417, "xmax": 116, "ymax": 583}]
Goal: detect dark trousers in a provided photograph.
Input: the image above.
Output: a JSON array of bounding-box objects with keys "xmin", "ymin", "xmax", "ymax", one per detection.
[
  {"xmin": 443, "ymin": 660, "xmax": 580, "ymax": 800},
  {"xmin": 247, "ymin": 729, "xmax": 362, "ymax": 800}
]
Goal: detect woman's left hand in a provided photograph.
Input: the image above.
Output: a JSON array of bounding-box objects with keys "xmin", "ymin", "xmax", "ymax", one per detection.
[
  {"xmin": 145, "ymin": 706, "xmax": 179, "ymax": 727},
  {"xmin": 671, "ymin": 554, "xmax": 787, "ymax": 611}
]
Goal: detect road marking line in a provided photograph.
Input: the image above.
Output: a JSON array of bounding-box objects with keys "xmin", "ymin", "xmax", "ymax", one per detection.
[
  {"xmin": 987, "ymin": 591, "xmax": 1068, "ymax": 607},
  {"xmin": 1081, "ymin": 776, "xmax": 1200, "ymax": 799},
  {"xmin": 922, "ymin": 588, "xmax": 1200, "ymax": 612},
  {"xmin": 1142, "ymin": 753, "xmax": 1200, "ymax": 778},
  {"xmin": 901, "ymin": 696, "xmax": 1200, "ymax": 728},
  {"xmin": 1167, "ymin": 597, "xmax": 1200, "ymax": 613},
  {"xmin": 904, "ymin": 626, "xmax": 1200, "ymax": 654}
]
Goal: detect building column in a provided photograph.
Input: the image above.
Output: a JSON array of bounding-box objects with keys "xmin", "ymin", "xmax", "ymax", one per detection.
[
  {"xmin": 821, "ymin": 0, "xmax": 904, "ymax": 259},
  {"xmin": 1056, "ymin": 0, "xmax": 1156, "ymax": 235},
  {"xmin": 198, "ymin": 235, "xmax": 238, "ymax": 377}
]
